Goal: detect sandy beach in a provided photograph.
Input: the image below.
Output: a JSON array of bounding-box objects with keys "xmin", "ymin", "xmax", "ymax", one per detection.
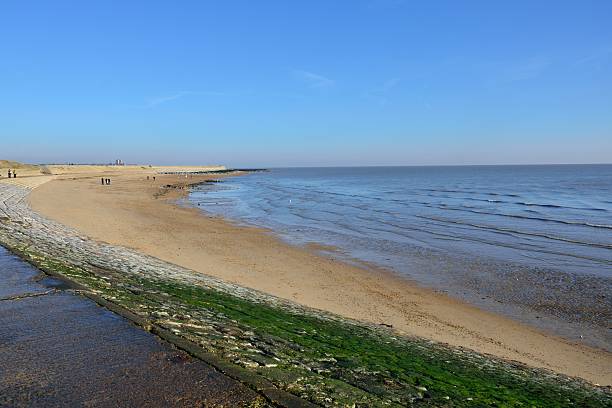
[{"xmin": 25, "ymin": 170, "xmax": 611, "ymax": 385}]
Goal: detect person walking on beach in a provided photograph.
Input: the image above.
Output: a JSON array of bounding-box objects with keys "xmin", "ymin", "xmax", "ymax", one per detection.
[
  {"xmin": 101, "ymin": 177, "xmax": 105, "ymax": 185},
  {"xmin": 13, "ymin": 171, "xmax": 17, "ymax": 178},
  {"xmin": 8, "ymin": 169, "xmax": 12, "ymax": 178}
]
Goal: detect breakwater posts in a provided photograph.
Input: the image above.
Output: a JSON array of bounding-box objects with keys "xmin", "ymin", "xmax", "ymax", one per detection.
[{"xmin": 0, "ymin": 181, "xmax": 609, "ymax": 407}]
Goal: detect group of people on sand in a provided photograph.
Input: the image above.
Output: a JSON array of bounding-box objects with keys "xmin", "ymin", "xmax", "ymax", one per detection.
[
  {"xmin": 3, "ymin": 169, "xmax": 17, "ymax": 179},
  {"xmin": 100, "ymin": 175, "xmax": 159, "ymax": 185}
]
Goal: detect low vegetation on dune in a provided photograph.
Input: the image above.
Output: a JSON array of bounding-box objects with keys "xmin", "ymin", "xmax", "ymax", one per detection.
[{"xmin": 0, "ymin": 160, "xmax": 39, "ymax": 170}]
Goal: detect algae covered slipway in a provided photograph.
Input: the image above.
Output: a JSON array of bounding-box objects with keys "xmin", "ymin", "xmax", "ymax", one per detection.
[
  {"xmin": 0, "ymin": 165, "xmax": 610, "ymax": 407},
  {"xmin": 0, "ymin": 247, "xmax": 266, "ymax": 407}
]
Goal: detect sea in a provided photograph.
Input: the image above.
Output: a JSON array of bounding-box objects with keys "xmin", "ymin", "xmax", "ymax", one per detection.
[{"xmin": 189, "ymin": 165, "xmax": 612, "ymax": 350}]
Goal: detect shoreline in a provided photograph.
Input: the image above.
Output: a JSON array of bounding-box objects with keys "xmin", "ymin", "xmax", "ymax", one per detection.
[
  {"xmin": 190, "ymin": 178, "xmax": 611, "ymax": 351},
  {"xmin": 24, "ymin": 171, "xmax": 612, "ymax": 385}
]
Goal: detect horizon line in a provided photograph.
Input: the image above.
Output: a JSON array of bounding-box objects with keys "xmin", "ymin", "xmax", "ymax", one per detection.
[{"xmin": 12, "ymin": 161, "xmax": 612, "ymax": 168}]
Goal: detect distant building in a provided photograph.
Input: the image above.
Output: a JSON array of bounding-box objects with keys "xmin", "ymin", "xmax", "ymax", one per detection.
[{"xmin": 114, "ymin": 159, "xmax": 125, "ymax": 166}]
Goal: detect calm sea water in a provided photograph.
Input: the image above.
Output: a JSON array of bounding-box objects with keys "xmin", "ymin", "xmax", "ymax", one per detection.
[{"xmin": 190, "ymin": 165, "xmax": 612, "ymax": 348}]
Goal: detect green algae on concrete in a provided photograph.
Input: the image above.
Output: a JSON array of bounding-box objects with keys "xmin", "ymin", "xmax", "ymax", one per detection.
[
  {"xmin": 0, "ymin": 247, "xmax": 271, "ymax": 408},
  {"xmin": 6, "ymin": 245, "xmax": 611, "ymax": 408}
]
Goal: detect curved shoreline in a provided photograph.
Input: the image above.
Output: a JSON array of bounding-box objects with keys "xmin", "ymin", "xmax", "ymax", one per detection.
[
  {"xmin": 23, "ymin": 172, "xmax": 612, "ymax": 385},
  {"xmin": 188, "ymin": 177, "xmax": 611, "ymax": 352}
]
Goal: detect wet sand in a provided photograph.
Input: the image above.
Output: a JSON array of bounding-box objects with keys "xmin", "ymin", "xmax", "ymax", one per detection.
[
  {"xmin": 0, "ymin": 247, "xmax": 263, "ymax": 407},
  {"xmin": 28, "ymin": 172, "xmax": 612, "ymax": 385}
]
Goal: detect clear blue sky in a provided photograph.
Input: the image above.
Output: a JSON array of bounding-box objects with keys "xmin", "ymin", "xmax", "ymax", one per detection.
[{"xmin": 1, "ymin": 1, "xmax": 611, "ymax": 167}]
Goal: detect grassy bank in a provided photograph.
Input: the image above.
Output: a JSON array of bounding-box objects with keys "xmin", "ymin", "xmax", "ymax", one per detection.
[{"xmin": 7, "ymin": 244, "xmax": 611, "ymax": 407}]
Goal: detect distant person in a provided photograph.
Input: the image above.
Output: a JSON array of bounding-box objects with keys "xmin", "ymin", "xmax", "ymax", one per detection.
[
  {"xmin": 153, "ymin": 176, "xmax": 156, "ymax": 181},
  {"xmin": 8, "ymin": 169, "xmax": 12, "ymax": 178},
  {"xmin": 101, "ymin": 177, "xmax": 105, "ymax": 185},
  {"xmin": 13, "ymin": 171, "xmax": 17, "ymax": 178}
]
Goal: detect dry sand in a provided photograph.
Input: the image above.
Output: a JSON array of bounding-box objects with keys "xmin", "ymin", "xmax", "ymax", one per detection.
[{"xmin": 27, "ymin": 170, "xmax": 611, "ymax": 385}]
